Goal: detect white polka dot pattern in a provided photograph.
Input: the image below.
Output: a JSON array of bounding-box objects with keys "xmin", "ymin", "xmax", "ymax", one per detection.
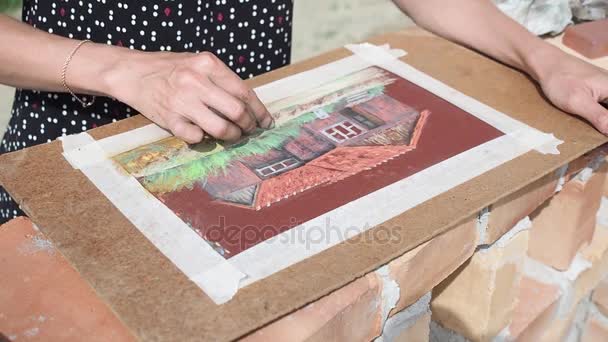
[{"xmin": 0, "ymin": 0, "xmax": 294, "ymax": 222}]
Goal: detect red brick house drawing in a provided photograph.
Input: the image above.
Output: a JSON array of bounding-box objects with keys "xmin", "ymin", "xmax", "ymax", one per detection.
[{"xmin": 202, "ymin": 93, "xmax": 431, "ymax": 209}]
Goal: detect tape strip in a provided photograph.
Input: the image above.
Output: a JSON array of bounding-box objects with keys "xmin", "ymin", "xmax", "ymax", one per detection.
[
  {"xmin": 63, "ymin": 124, "xmax": 172, "ymax": 169},
  {"xmin": 61, "ymin": 43, "xmax": 564, "ymax": 304},
  {"xmin": 61, "ymin": 133, "xmax": 246, "ymax": 305},
  {"xmin": 97, "ymin": 124, "xmax": 172, "ymax": 157},
  {"xmin": 254, "ymin": 44, "xmax": 406, "ymax": 104},
  {"xmin": 230, "ymin": 133, "xmax": 550, "ymax": 286},
  {"xmin": 345, "ymin": 43, "xmax": 563, "ymax": 155}
]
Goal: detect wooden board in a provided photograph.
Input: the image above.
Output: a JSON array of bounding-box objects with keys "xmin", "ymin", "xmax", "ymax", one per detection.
[{"xmin": 0, "ymin": 27, "xmax": 606, "ymax": 341}]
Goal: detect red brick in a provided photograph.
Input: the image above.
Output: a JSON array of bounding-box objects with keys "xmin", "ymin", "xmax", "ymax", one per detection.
[
  {"xmin": 392, "ymin": 312, "xmax": 430, "ymax": 342},
  {"xmin": 592, "ymin": 277, "xmax": 608, "ymax": 317},
  {"xmin": 431, "ymin": 228, "xmax": 529, "ymax": 341},
  {"xmin": 509, "ymin": 276, "xmax": 561, "ymax": 341},
  {"xmin": 242, "ymin": 273, "xmax": 383, "ymax": 342},
  {"xmin": 378, "ymin": 294, "xmax": 431, "ymax": 342},
  {"xmin": 532, "ymin": 225, "xmax": 608, "ymax": 342},
  {"xmin": 539, "ymin": 296, "xmax": 591, "ymax": 342},
  {"xmin": 574, "ymin": 225, "xmax": 608, "ymax": 307},
  {"xmin": 546, "ymin": 34, "xmax": 608, "ymax": 71},
  {"xmin": 565, "ymin": 146, "xmax": 608, "ymax": 182},
  {"xmin": 581, "ymin": 306, "xmax": 608, "ymax": 342},
  {"xmin": 483, "ymin": 170, "xmax": 560, "ymax": 245},
  {"xmin": 0, "ymin": 218, "xmax": 134, "ymax": 342},
  {"xmin": 388, "ymin": 217, "xmax": 477, "ymax": 315},
  {"xmin": 528, "ymin": 165, "xmax": 607, "ymax": 270},
  {"xmin": 563, "ymin": 19, "xmax": 608, "ymax": 59},
  {"xmin": 519, "ymin": 221, "xmax": 608, "ymax": 342}
]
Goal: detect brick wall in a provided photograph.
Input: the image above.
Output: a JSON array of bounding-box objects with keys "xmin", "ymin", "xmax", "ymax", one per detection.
[
  {"xmin": 3, "ymin": 146, "xmax": 608, "ymax": 342},
  {"xmin": 245, "ymin": 145, "xmax": 608, "ymax": 342}
]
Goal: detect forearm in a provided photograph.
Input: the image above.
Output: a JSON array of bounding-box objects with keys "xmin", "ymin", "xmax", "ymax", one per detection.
[
  {"xmin": 0, "ymin": 14, "xmax": 135, "ymax": 96},
  {"xmin": 392, "ymin": 0, "xmax": 562, "ymax": 82}
]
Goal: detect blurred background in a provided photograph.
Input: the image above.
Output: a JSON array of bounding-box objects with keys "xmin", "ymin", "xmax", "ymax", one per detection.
[
  {"xmin": 0, "ymin": 0, "xmax": 411, "ymax": 136},
  {"xmin": 1, "ymin": 0, "xmax": 605, "ymax": 137}
]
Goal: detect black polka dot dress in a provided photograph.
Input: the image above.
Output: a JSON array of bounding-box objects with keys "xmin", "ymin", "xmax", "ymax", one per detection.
[{"xmin": 0, "ymin": 0, "xmax": 294, "ymax": 223}]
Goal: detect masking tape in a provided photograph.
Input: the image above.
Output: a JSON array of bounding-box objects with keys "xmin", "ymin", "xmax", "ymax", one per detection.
[
  {"xmin": 62, "ymin": 43, "xmax": 563, "ymax": 304},
  {"xmin": 254, "ymin": 44, "xmax": 406, "ymax": 104},
  {"xmin": 63, "ymin": 124, "xmax": 172, "ymax": 169},
  {"xmin": 345, "ymin": 43, "xmax": 563, "ymax": 155},
  {"xmin": 229, "ymin": 133, "xmax": 553, "ymax": 286},
  {"xmin": 61, "ymin": 133, "xmax": 246, "ymax": 304}
]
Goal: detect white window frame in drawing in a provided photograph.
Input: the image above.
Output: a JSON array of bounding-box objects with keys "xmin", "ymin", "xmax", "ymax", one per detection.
[
  {"xmin": 322, "ymin": 120, "xmax": 365, "ymax": 143},
  {"xmin": 255, "ymin": 157, "xmax": 300, "ymax": 178}
]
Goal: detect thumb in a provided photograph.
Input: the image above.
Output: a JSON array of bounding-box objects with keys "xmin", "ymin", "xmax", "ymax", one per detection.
[{"xmin": 577, "ymin": 95, "xmax": 608, "ymax": 134}]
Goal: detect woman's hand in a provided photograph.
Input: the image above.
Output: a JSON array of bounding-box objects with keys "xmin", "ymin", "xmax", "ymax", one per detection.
[
  {"xmin": 0, "ymin": 16, "xmax": 272, "ymax": 144},
  {"xmin": 531, "ymin": 48, "xmax": 608, "ymax": 134},
  {"xmin": 102, "ymin": 50, "xmax": 273, "ymax": 143},
  {"xmin": 393, "ymin": 0, "xmax": 608, "ymax": 135}
]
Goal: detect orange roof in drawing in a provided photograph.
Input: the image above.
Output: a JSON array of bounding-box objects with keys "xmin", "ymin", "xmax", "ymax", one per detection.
[
  {"xmin": 251, "ymin": 109, "xmax": 430, "ymax": 209},
  {"xmin": 201, "ymin": 93, "xmax": 432, "ymax": 210}
]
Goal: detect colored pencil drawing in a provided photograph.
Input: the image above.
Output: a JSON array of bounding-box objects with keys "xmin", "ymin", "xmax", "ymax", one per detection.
[
  {"xmin": 110, "ymin": 65, "xmax": 506, "ymax": 257},
  {"xmin": 114, "ymin": 67, "xmax": 430, "ymax": 210}
]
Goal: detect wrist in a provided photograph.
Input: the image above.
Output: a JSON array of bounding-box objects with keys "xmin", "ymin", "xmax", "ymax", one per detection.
[
  {"xmin": 522, "ymin": 43, "xmax": 563, "ymax": 83},
  {"xmin": 68, "ymin": 42, "xmax": 143, "ymax": 98}
]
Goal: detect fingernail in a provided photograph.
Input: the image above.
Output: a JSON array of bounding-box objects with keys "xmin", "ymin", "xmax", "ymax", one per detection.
[{"xmin": 261, "ymin": 116, "xmax": 275, "ymax": 129}]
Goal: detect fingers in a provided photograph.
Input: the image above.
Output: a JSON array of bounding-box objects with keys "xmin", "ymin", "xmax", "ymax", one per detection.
[
  {"xmin": 159, "ymin": 52, "xmax": 272, "ymax": 143},
  {"xmin": 197, "ymin": 81, "xmax": 257, "ymax": 133},
  {"xmin": 166, "ymin": 117, "xmax": 205, "ymax": 144},
  {"xmin": 582, "ymin": 76, "xmax": 608, "ymax": 134},
  {"xmin": 594, "ymin": 75, "xmax": 608, "ymax": 105},
  {"xmin": 182, "ymin": 105, "xmax": 242, "ymax": 142},
  {"xmin": 197, "ymin": 53, "xmax": 274, "ymax": 128},
  {"xmin": 574, "ymin": 95, "xmax": 608, "ymax": 134},
  {"xmin": 242, "ymin": 89, "xmax": 274, "ymax": 129}
]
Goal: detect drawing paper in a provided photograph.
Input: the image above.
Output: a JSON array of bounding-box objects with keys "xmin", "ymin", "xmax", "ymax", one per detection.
[{"xmin": 111, "ymin": 66, "xmax": 501, "ymax": 257}]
